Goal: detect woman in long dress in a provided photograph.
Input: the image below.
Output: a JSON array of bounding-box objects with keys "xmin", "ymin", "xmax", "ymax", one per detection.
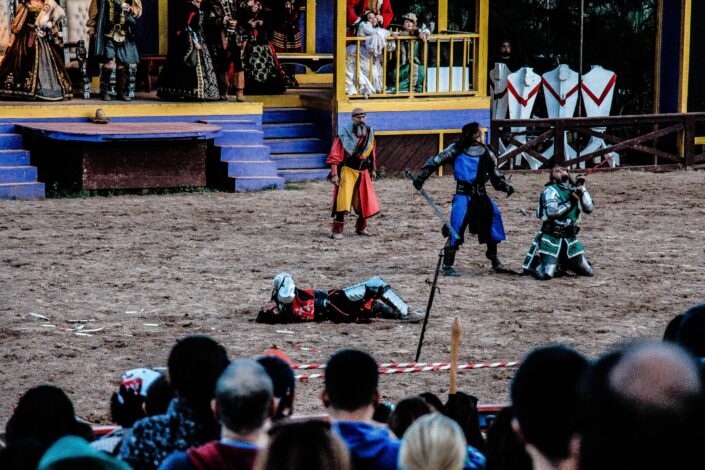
[
  {"xmin": 0, "ymin": 0, "xmax": 72, "ymax": 100},
  {"xmin": 157, "ymin": 0, "xmax": 220, "ymax": 101},
  {"xmin": 240, "ymin": 0, "xmax": 286, "ymax": 94},
  {"xmin": 386, "ymin": 13, "xmax": 429, "ymax": 93},
  {"xmin": 345, "ymin": 10, "xmax": 389, "ymax": 97}
]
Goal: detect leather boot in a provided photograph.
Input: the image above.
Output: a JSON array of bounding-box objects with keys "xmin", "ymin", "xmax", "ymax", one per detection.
[
  {"xmin": 355, "ymin": 217, "xmax": 370, "ymax": 236},
  {"xmin": 217, "ymin": 72, "xmax": 229, "ymax": 100},
  {"xmin": 330, "ymin": 220, "xmax": 345, "ymax": 240},
  {"xmin": 443, "ymin": 246, "xmax": 460, "ymax": 277},
  {"xmin": 100, "ymin": 66, "xmax": 113, "ymax": 101},
  {"xmin": 235, "ymin": 72, "xmax": 246, "ymax": 102},
  {"xmin": 116, "ymin": 66, "xmax": 129, "ymax": 101}
]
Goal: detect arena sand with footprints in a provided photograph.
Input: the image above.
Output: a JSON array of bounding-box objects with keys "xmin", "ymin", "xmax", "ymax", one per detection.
[{"xmin": 1, "ymin": 170, "xmax": 704, "ymax": 425}]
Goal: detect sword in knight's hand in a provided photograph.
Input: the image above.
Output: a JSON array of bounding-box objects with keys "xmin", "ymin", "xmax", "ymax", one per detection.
[{"xmin": 405, "ymin": 169, "xmax": 460, "ymax": 241}]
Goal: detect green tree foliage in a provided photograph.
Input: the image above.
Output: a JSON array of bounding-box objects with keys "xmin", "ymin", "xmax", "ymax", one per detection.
[{"xmin": 490, "ymin": 0, "xmax": 656, "ymax": 115}]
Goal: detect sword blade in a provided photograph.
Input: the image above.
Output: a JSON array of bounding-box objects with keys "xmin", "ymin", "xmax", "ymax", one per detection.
[{"xmin": 405, "ymin": 170, "xmax": 460, "ymax": 241}]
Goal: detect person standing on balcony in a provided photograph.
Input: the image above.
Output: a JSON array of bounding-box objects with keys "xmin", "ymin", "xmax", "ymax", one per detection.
[
  {"xmin": 87, "ymin": 0, "xmax": 143, "ymax": 101},
  {"xmin": 327, "ymin": 108, "xmax": 380, "ymax": 240},
  {"xmin": 412, "ymin": 122, "xmax": 514, "ymax": 276},
  {"xmin": 345, "ymin": 10, "xmax": 390, "ymax": 97},
  {"xmin": 386, "ymin": 12, "xmax": 429, "ymax": 94}
]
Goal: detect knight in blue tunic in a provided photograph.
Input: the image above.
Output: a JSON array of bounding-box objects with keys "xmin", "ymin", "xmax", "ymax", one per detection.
[{"xmin": 413, "ymin": 122, "xmax": 514, "ymax": 276}]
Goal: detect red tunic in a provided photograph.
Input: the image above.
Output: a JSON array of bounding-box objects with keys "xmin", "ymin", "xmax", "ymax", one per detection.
[{"xmin": 347, "ymin": 0, "xmax": 394, "ymax": 28}]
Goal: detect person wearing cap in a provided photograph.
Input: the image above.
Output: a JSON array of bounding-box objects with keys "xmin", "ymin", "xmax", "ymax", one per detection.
[
  {"xmin": 256, "ymin": 272, "xmax": 421, "ymax": 324},
  {"xmin": 326, "ymin": 108, "xmax": 380, "ymax": 239},
  {"xmin": 386, "ymin": 12, "xmax": 430, "ymax": 94},
  {"xmin": 120, "ymin": 336, "xmax": 230, "ymax": 470},
  {"xmin": 412, "ymin": 122, "xmax": 514, "ymax": 276},
  {"xmin": 92, "ymin": 369, "xmax": 173, "ymax": 456}
]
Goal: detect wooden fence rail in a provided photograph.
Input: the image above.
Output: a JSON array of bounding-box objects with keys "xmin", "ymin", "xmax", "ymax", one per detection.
[{"xmin": 490, "ymin": 112, "xmax": 705, "ymax": 168}]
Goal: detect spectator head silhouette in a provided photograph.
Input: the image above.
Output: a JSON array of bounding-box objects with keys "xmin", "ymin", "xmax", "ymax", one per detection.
[
  {"xmin": 322, "ymin": 349, "xmax": 379, "ymax": 414},
  {"xmin": 675, "ymin": 303, "xmax": 705, "ymax": 357},
  {"xmin": 663, "ymin": 313, "xmax": 684, "ymax": 342},
  {"xmin": 6, "ymin": 385, "xmax": 80, "ymax": 446},
  {"xmin": 256, "ymin": 421, "xmax": 351, "ymax": 470},
  {"xmin": 446, "ymin": 391, "xmax": 486, "ymax": 453},
  {"xmin": 388, "ymin": 397, "xmax": 431, "ymax": 438},
  {"xmin": 511, "ymin": 345, "xmax": 589, "ymax": 465},
  {"xmin": 257, "ymin": 355, "xmax": 295, "ymax": 420},
  {"xmin": 418, "ymin": 392, "xmax": 446, "ymax": 414},
  {"xmin": 214, "ymin": 359, "xmax": 274, "ymax": 435},
  {"xmin": 399, "ymin": 413, "xmax": 467, "ymax": 470},
  {"xmin": 579, "ymin": 341, "xmax": 704, "ymax": 470},
  {"xmin": 483, "ymin": 406, "xmax": 532, "ymax": 470},
  {"xmin": 3, "ymin": 385, "xmax": 81, "ymax": 470},
  {"xmin": 167, "ymin": 335, "xmax": 230, "ymax": 410}
]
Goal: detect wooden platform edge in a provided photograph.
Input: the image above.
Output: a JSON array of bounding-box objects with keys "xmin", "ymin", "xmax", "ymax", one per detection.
[{"xmin": 0, "ymin": 101, "xmax": 263, "ymax": 119}]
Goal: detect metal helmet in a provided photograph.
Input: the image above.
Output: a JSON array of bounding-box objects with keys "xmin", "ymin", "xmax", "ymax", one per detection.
[{"xmin": 272, "ymin": 272, "xmax": 296, "ymax": 304}]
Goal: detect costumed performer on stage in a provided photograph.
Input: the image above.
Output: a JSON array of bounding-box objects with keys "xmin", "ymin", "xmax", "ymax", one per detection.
[
  {"xmin": 522, "ymin": 166, "xmax": 594, "ymax": 280},
  {"xmin": 156, "ymin": 0, "xmax": 220, "ymax": 101},
  {"xmin": 202, "ymin": 0, "xmax": 244, "ymax": 100},
  {"xmin": 327, "ymin": 107, "xmax": 380, "ymax": 240},
  {"xmin": 0, "ymin": 0, "xmax": 72, "ymax": 100},
  {"xmin": 256, "ymin": 272, "xmax": 422, "ymax": 324},
  {"xmin": 412, "ymin": 122, "xmax": 514, "ymax": 276},
  {"xmin": 87, "ymin": 0, "xmax": 142, "ymax": 101}
]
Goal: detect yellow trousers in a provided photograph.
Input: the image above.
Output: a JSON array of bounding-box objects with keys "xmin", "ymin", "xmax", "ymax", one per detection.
[{"xmin": 335, "ymin": 166, "xmax": 362, "ymax": 214}]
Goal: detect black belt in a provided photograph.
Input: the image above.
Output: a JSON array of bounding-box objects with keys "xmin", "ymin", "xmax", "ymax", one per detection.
[
  {"xmin": 542, "ymin": 223, "xmax": 580, "ymax": 238},
  {"xmin": 343, "ymin": 158, "xmax": 372, "ymax": 171},
  {"xmin": 456, "ymin": 181, "xmax": 486, "ymax": 196}
]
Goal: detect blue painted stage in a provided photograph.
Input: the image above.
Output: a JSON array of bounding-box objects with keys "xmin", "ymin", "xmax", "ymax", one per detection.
[{"xmin": 0, "ymin": 96, "xmax": 339, "ymax": 199}]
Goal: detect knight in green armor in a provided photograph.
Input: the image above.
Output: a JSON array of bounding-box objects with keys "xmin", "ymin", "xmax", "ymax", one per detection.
[{"xmin": 523, "ymin": 166, "xmax": 594, "ymax": 280}]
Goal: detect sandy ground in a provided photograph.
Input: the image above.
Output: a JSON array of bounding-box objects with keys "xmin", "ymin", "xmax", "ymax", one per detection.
[{"xmin": 1, "ymin": 170, "xmax": 704, "ymax": 427}]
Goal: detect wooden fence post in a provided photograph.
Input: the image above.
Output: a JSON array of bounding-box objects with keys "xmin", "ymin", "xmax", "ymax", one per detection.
[
  {"xmin": 684, "ymin": 114, "xmax": 696, "ymax": 167},
  {"xmin": 555, "ymin": 119, "xmax": 565, "ymax": 165},
  {"xmin": 490, "ymin": 120, "xmax": 499, "ymax": 151}
]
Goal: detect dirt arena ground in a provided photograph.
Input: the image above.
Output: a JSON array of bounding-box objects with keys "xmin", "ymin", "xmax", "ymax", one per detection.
[{"xmin": 1, "ymin": 170, "xmax": 704, "ymax": 426}]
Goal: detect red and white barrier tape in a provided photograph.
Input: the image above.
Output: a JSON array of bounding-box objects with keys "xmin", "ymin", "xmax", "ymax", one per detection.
[{"xmin": 295, "ymin": 361, "xmax": 520, "ymax": 381}]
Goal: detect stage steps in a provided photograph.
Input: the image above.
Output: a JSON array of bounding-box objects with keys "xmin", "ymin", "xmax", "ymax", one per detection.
[
  {"xmin": 198, "ymin": 119, "xmax": 284, "ymax": 192},
  {"xmin": 263, "ymin": 108, "xmax": 330, "ymax": 182},
  {"xmin": 0, "ymin": 126, "xmax": 45, "ymax": 200}
]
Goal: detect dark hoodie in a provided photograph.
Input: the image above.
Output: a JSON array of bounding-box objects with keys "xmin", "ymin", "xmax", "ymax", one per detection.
[{"xmin": 333, "ymin": 421, "xmax": 400, "ymax": 470}]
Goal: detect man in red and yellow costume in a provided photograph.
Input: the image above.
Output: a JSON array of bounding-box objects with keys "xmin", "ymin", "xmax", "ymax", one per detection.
[{"xmin": 327, "ymin": 108, "xmax": 380, "ymax": 240}]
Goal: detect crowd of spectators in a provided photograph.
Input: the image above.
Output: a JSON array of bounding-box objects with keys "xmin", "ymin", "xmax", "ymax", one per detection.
[{"xmin": 2, "ymin": 302, "xmax": 705, "ymax": 470}]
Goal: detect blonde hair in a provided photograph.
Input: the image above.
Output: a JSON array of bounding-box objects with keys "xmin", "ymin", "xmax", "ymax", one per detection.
[{"xmin": 399, "ymin": 413, "xmax": 467, "ymax": 470}]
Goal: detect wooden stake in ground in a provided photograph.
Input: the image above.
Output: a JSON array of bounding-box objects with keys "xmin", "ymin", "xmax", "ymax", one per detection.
[{"xmin": 449, "ymin": 317, "xmax": 461, "ymax": 395}]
